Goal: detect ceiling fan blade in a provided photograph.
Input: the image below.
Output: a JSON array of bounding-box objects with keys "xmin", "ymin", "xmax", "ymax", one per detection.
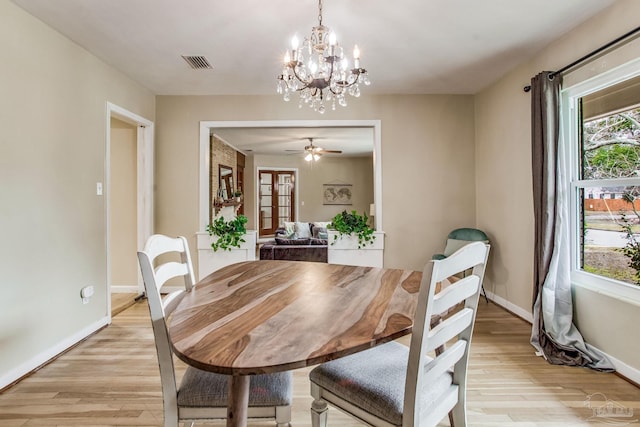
[{"xmin": 318, "ymin": 149, "xmax": 342, "ymax": 154}]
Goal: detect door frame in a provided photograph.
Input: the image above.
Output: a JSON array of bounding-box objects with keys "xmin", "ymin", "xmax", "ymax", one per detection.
[
  {"xmin": 199, "ymin": 120, "xmax": 382, "ymax": 231},
  {"xmin": 257, "ymin": 168, "xmax": 298, "ymax": 236},
  {"xmin": 105, "ymin": 102, "xmax": 154, "ymax": 318}
]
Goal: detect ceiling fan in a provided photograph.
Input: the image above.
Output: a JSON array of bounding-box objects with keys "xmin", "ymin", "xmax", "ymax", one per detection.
[{"xmin": 288, "ymin": 138, "xmax": 342, "ymax": 161}]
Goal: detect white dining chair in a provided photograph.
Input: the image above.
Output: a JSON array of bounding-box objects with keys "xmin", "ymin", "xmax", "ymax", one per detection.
[
  {"xmin": 137, "ymin": 234, "xmax": 292, "ymax": 427},
  {"xmin": 309, "ymin": 241, "xmax": 490, "ymax": 427}
]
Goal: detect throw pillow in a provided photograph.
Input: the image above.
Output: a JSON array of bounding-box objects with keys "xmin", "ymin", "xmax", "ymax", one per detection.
[
  {"xmin": 283, "ymin": 221, "xmax": 295, "ymax": 236},
  {"xmin": 313, "ymin": 221, "xmax": 331, "ymax": 229},
  {"xmin": 275, "ymin": 237, "xmax": 310, "ymax": 245},
  {"xmin": 294, "ymin": 221, "xmax": 312, "ymax": 239},
  {"xmin": 313, "ymin": 226, "xmax": 329, "ymax": 240}
]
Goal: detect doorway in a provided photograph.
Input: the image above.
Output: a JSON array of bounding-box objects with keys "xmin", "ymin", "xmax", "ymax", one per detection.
[
  {"xmin": 106, "ymin": 103, "xmax": 154, "ymax": 320},
  {"xmin": 109, "ymin": 117, "xmax": 137, "ymax": 310},
  {"xmin": 258, "ymin": 169, "xmax": 296, "ymax": 237}
]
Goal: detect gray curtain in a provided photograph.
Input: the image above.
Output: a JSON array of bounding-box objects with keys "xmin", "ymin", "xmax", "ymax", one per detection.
[{"xmin": 530, "ymin": 71, "xmax": 614, "ymax": 371}]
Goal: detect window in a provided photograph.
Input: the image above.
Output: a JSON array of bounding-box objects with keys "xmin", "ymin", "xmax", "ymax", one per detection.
[{"xmin": 563, "ymin": 62, "xmax": 640, "ymax": 295}]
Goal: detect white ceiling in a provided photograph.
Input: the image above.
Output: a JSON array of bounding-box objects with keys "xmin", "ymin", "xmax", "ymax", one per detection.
[
  {"xmin": 13, "ymin": 0, "xmax": 618, "ymax": 96},
  {"xmin": 213, "ymin": 126, "xmax": 375, "ymax": 157},
  {"xmin": 12, "ymin": 0, "xmax": 619, "ymax": 156}
]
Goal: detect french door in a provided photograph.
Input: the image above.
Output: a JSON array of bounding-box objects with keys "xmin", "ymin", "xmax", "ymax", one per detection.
[{"xmin": 259, "ymin": 170, "xmax": 295, "ymax": 237}]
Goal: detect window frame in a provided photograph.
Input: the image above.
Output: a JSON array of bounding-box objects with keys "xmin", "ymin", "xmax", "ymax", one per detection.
[{"xmin": 561, "ymin": 58, "xmax": 640, "ymax": 302}]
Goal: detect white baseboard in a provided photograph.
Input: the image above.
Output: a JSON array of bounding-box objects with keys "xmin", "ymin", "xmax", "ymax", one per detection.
[
  {"xmin": 111, "ymin": 285, "xmax": 141, "ymax": 293},
  {"xmin": 486, "ymin": 291, "xmax": 640, "ymax": 384},
  {"xmin": 0, "ymin": 316, "xmax": 110, "ymax": 390},
  {"xmin": 601, "ymin": 351, "xmax": 640, "ymax": 385},
  {"xmin": 484, "ymin": 290, "xmax": 534, "ymax": 323}
]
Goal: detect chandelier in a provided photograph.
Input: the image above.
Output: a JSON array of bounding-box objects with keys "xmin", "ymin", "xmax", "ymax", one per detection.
[{"xmin": 276, "ymin": 0, "xmax": 370, "ymax": 114}]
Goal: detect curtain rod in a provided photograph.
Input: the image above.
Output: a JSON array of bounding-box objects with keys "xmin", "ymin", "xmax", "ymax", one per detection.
[{"xmin": 523, "ymin": 25, "xmax": 640, "ymax": 92}]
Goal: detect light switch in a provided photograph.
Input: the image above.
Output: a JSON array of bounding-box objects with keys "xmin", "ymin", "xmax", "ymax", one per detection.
[{"xmin": 96, "ymin": 182, "xmax": 103, "ymax": 196}]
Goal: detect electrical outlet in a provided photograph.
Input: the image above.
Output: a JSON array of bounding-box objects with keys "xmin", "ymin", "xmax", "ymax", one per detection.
[{"xmin": 81, "ymin": 285, "xmax": 94, "ymax": 304}]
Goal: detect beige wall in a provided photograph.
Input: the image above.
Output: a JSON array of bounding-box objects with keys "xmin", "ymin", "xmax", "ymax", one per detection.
[
  {"xmin": 475, "ymin": 0, "xmax": 640, "ymax": 368},
  {"xmin": 249, "ymin": 154, "xmax": 374, "ymax": 228},
  {"xmin": 109, "ymin": 118, "xmax": 138, "ymax": 286},
  {"xmin": 155, "ymin": 94, "xmax": 476, "ymax": 272},
  {"xmin": 0, "ymin": 1, "xmax": 155, "ymax": 386}
]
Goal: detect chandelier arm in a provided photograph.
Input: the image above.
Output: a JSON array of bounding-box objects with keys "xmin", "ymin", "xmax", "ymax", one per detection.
[
  {"xmin": 326, "ymin": 69, "xmax": 363, "ymax": 95},
  {"xmin": 287, "ymin": 63, "xmax": 313, "ymax": 90}
]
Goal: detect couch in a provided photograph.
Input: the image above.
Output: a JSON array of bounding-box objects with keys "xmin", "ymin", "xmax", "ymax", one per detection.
[{"xmin": 259, "ymin": 222, "xmax": 330, "ymax": 263}]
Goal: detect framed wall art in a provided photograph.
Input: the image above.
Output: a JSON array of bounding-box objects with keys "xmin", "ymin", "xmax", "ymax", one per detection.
[{"xmin": 323, "ymin": 183, "xmax": 352, "ymax": 205}]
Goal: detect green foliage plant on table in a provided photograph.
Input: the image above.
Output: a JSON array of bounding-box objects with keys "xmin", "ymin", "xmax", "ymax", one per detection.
[
  {"xmin": 618, "ymin": 192, "xmax": 640, "ymax": 285},
  {"xmin": 206, "ymin": 214, "xmax": 248, "ymax": 252},
  {"xmin": 329, "ymin": 210, "xmax": 375, "ymax": 249}
]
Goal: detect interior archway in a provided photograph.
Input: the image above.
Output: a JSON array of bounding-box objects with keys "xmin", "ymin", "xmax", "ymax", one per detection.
[{"xmin": 198, "ymin": 120, "xmax": 382, "ymax": 232}]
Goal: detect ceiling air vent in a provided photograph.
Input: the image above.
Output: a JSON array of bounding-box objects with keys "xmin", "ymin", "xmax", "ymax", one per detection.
[{"xmin": 181, "ymin": 55, "xmax": 213, "ymax": 70}]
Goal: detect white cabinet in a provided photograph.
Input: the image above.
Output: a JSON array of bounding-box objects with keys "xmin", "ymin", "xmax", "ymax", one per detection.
[
  {"xmin": 327, "ymin": 231, "xmax": 385, "ymax": 268},
  {"xmin": 196, "ymin": 230, "xmax": 257, "ymax": 280}
]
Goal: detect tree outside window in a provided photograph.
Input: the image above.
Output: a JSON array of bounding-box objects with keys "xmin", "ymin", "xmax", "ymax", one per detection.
[{"xmin": 581, "ymin": 107, "xmax": 640, "ymax": 285}]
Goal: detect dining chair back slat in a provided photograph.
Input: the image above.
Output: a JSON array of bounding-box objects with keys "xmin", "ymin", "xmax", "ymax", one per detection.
[
  {"xmin": 424, "ymin": 308, "xmax": 473, "ymax": 354},
  {"xmin": 431, "ymin": 275, "xmax": 479, "ymax": 315}
]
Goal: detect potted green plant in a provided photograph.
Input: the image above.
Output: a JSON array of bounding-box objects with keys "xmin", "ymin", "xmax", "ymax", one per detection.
[
  {"xmin": 233, "ymin": 190, "xmax": 243, "ymax": 202},
  {"xmin": 329, "ymin": 210, "xmax": 376, "ymax": 249},
  {"xmin": 206, "ymin": 214, "xmax": 248, "ymax": 251}
]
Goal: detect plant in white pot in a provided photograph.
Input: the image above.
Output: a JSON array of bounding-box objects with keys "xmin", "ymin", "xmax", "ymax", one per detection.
[
  {"xmin": 329, "ymin": 210, "xmax": 375, "ymax": 249},
  {"xmin": 205, "ymin": 214, "xmax": 248, "ymax": 251}
]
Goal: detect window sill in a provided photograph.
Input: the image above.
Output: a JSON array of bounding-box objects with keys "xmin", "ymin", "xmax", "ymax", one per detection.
[{"xmin": 572, "ymin": 272, "xmax": 640, "ymax": 307}]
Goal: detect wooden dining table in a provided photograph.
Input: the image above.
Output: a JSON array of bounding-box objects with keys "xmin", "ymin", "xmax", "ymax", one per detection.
[{"xmin": 167, "ymin": 260, "xmax": 423, "ymax": 427}]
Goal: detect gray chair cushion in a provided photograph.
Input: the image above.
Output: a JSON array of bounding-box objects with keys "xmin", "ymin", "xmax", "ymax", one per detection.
[
  {"xmin": 448, "ymin": 228, "xmax": 488, "ymax": 242},
  {"xmin": 178, "ymin": 367, "xmax": 292, "ymax": 407},
  {"xmin": 309, "ymin": 341, "xmax": 452, "ymax": 425}
]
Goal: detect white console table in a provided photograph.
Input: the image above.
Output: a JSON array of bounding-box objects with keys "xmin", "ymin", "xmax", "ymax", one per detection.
[
  {"xmin": 327, "ymin": 230, "xmax": 385, "ymax": 268},
  {"xmin": 196, "ymin": 230, "xmax": 257, "ymax": 280}
]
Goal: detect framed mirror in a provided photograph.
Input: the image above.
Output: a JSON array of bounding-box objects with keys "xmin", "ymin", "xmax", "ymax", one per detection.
[{"xmin": 219, "ymin": 164, "xmax": 234, "ymax": 200}]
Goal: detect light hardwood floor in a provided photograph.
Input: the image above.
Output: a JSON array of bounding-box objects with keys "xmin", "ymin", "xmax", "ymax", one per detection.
[
  {"xmin": 111, "ymin": 292, "xmax": 138, "ymax": 317},
  {"xmin": 1, "ymin": 300, "xmax": 639, "ymax": 426}
]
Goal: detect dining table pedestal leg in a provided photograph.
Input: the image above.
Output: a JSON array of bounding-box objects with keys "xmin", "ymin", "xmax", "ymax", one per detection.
[{"xmin": 227, "ymin": 375, "xmax": 250, "ymax": 427}]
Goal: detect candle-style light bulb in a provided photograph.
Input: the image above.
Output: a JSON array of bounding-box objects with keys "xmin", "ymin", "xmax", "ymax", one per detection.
[
  {"xmin": 353, "ymin": 45, "xmax": 360, "ymax": 69},
  {"xmin": 284, "ymin": 51, "xmax": 291, "ymax": 64},
  {"xmin": 290, "ymin": 35, "xmax": 300, "ymax": 62},
  {"xmin": 328, "ymin": 32, "xmax": 337, "ymax": 56}
]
